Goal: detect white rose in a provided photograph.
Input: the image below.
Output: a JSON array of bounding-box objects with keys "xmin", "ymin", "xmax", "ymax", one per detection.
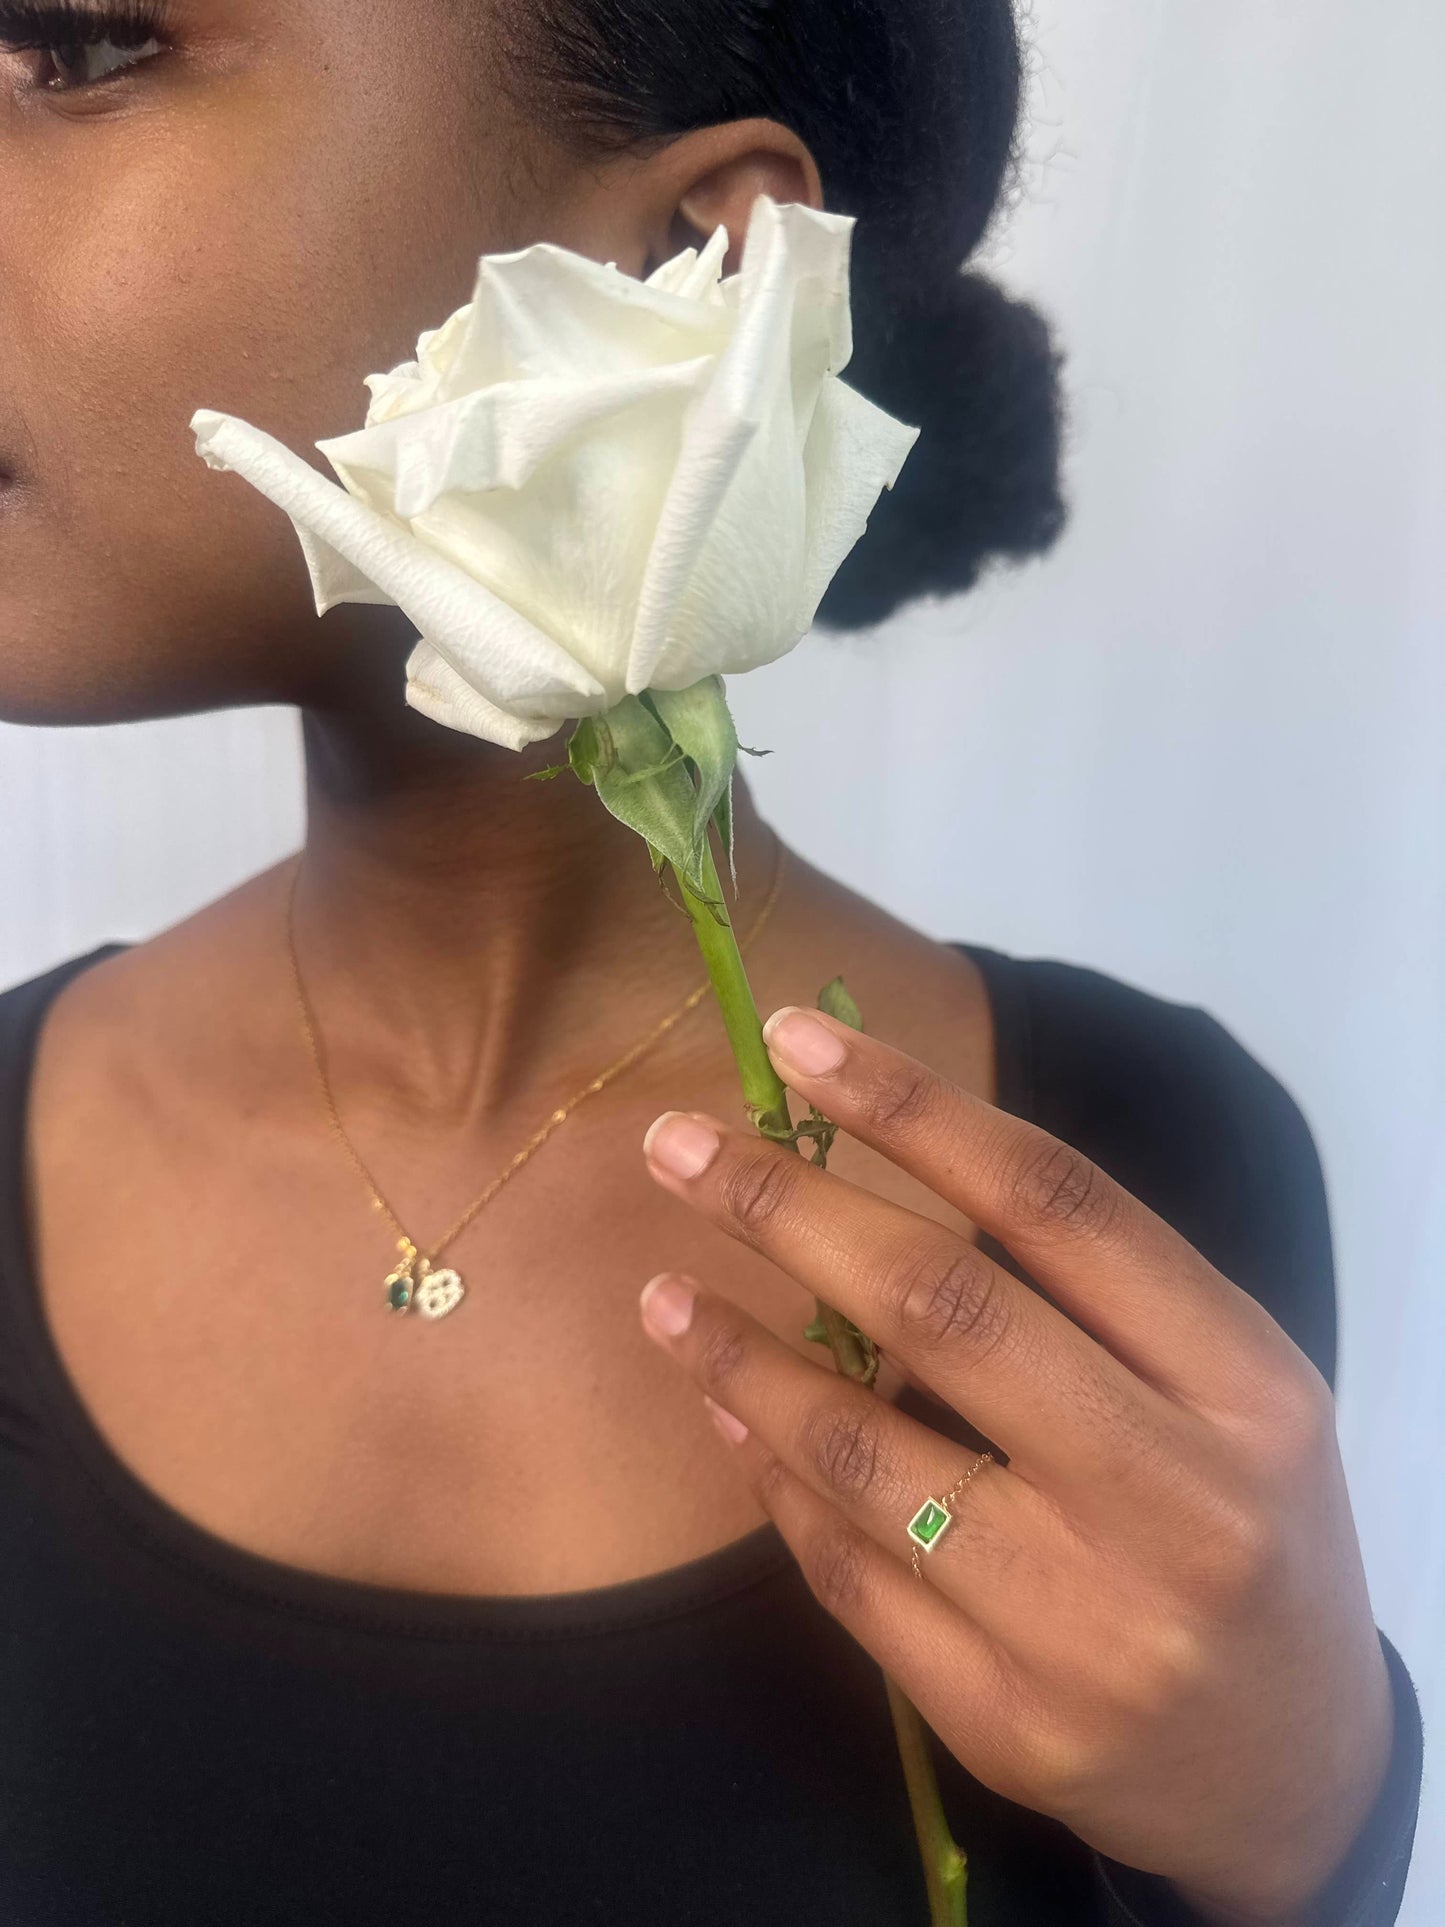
[{"xmin": 190, "ymin": 194, "xmax": 918, "ymax": 752}]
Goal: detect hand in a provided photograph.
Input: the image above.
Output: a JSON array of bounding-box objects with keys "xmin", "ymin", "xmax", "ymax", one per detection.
[{"xmin": 636, "ymin": 1004, "xmax": 1394, "ymax": 1924}]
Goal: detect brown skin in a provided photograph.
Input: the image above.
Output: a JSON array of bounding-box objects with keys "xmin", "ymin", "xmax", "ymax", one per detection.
[
  {"xmin": 1, "ymin": 4, "xmax": 1392, "ymax": 1920},
  {"xmin": 639, "ymin": 1018, "xmax": 1397, "ymax": 1924}
]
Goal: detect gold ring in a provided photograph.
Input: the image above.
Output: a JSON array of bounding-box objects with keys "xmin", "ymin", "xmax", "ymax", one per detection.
[{"xmin": 908, "ymin": 1451, "xmax": 994, "ymax": 1580}]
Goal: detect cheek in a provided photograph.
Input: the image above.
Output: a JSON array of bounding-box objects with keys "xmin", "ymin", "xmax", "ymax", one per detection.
[
  {"xmin": 0, "ymin": 46, "xmax": 519, "ymax": 721},
  {"xmin": 0, "ymin": 171, "xmax": 328, "ymax": 727}
]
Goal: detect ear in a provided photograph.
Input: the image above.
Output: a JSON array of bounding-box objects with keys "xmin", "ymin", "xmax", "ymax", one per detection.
[{"xmin": 649, "ymin": 119, "xmax": 824, "ymax": 276}]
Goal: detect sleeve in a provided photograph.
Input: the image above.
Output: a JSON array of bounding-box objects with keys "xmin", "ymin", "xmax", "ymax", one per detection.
[
  {"xmin": 1167, "ymin": 1004, "xmax": 1339, "ymax": 1389},
  {"xmin": 1009, "ymin": 968, "xmax": 1339, "ymax": 1385},
  {"xmin": 1016, "ymin": 983, "xmax": 1422, "ymax": 1924},
  {"xmin": 1090, "ymin": 1631, "xmax": 1424, "ymax": 1925}
]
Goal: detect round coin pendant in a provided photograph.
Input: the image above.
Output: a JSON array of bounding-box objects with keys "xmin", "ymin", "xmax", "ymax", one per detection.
[{"xmin": 414, "ymin": 1266, "xmax": 465, "ymax": 1320}]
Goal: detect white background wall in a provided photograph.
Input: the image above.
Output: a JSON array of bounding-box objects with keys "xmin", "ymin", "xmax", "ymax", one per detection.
[{"xmin": 3, "ymin": 0, "xmax": 1439, "ymax": 1912}]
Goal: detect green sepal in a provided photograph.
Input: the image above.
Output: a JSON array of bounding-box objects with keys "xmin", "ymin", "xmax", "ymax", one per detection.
[
  {"xmin": 644, "ymin": 677, "xmax": 740, "ymax": 893},
  {"xmin": 567, "ymin": 713, "xmax": 609, "ymax": 783},
  {"xmin": 711, "ymin": 782, "xmax": 734, "ymax": 890},
  {"xmin": 523, "ymin": 762, "xmax": 568, "ymax": 782},
  {"xmin": 562, "ymin": 679, "xmax": 742, "ymax": 902},
  {"xmin": 564, "ymin": 698, "xmax": 712, "ymax": 899}
]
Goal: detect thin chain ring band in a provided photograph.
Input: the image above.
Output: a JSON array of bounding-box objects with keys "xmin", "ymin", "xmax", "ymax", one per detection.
[
  {"xmin": 285, "ymin": 829, "xmax": 788, "ymax": 1322},
  {"xmin": 907, "ymin": 1451, "xmax": 996, "ymax": 1580}
]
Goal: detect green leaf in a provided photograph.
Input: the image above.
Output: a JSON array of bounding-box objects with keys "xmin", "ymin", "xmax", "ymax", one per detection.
[
  {"xmin": 791, "ymin": 982, "xmax": 862, "ymax": 1174},
  {"xmin": 801, "ymin": 1308, "xmax": 880, "ymax": 1386},
  {"xmin": 817, "ymin": 976, "xmax": 864, "ymax": 1032},
  {"xmin": 851, "ymin": 1329, "xmax": 881, "ymax": 1389},
  {"xmin": 523, "ymin": 762, "xmax": 568, "ymax": 782},
  {"xmin": 803, "ymin": 1109, "xmax": 839, "ymax": 1166}
]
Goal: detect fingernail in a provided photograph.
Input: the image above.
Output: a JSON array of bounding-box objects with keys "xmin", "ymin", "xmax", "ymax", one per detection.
[
  {"xmin": 639, "ymin": 1272, "xmax": 697, "ymax": 1339},
  {"xmin": 762, "ymin": 1007, "xmax": 848, "ymax": 1078},
  {"xmin": 643, "ymin": 1111, "xmax": 721, "ymax": 1180},
  {"xmin": 703, "ymin": 1394, "xmax": 749, "ymax": 1444}
]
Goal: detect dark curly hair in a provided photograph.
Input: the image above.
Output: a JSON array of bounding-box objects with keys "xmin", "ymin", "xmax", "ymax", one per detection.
[{"xmin": 501, "ymin": 0, "xmax": 1068, "ymax": 627}]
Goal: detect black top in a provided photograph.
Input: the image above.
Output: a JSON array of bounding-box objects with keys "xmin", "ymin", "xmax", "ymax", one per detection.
[{"xmin": 0, "ymin": 939, "xmax": 1422, "ymax": 1926}]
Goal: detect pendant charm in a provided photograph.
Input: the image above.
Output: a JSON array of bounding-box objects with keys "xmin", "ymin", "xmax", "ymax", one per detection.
[
  {"xmin": 382, "ymin": 1240, "xmax": 465, "ymax": 1320},
  {"xmin": 413, "ymin": 1263, "xmax": 465, "ymax": 1320}
]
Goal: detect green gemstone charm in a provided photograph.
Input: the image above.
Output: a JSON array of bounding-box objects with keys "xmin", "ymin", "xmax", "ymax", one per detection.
[
  {"xmin": 384, "ymin": 1236, "xmax": 418, "ymax": 1314},
  {"xmin": 907, "ymin": 1497, "xmax": 952, "ymax": 1551}
]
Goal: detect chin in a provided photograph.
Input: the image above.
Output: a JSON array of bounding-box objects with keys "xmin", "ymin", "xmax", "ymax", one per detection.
[
  {"xmin": 0, "ymin": 611, "xmax": 269, "ymax": 729},
  {"xmin": 0, "ymin": 668, "xmax": 188, "ymax": 730},
  {"xmin": 0, "ymin": 468, "xmax": 348, "ymax": 726}
]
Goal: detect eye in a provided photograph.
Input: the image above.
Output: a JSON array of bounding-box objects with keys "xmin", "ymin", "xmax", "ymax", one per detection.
[
  {"xmin": 0, "ymin": 1, "xmax": 169, "ymax": 96},
  {"xmin": 35, "ymin": 31, "xmax": 160, "ymax": 89}
]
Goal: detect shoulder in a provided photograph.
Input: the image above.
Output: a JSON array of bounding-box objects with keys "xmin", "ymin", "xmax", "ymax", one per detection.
[
  {"xmin": 0, "ymin": 945, "xmax": 140, "ymax": 1174},
  {"xmin": 2, "ymin": 858, "xmax": 294, "ymax": 1091},
  {"xmin": 0, "ymin": 942, "xmax": 134, "ymax": 1053},
  {"xmin": 963, "ymin": 945, "xmax": 1338, "ymax": 1385}
]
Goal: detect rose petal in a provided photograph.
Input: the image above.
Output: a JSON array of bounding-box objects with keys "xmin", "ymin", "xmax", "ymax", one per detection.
[{"xmin": 189, "ymin": 408, "xmax": 606, "ymax": 728}]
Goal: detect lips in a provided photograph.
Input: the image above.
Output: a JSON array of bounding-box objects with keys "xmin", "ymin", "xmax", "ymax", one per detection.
[
  {"xmin": 0, "ymin": 424, "xmax": 23, "ymax": 482},
  {"xmin": 0, "ymin": 430, "xmax": 29, "ymax": 504}
]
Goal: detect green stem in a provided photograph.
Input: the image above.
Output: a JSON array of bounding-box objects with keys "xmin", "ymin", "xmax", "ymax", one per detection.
[
  {"xmin": 674, "ymin": 838, "xmax": 874, "ymax": 1376},
  {"xmin": 671, "ymin": 841, "xmax": 793, "ymax": 1146},
  {"xmin": 885, "ymin": 1675, "xmax": 969, "ymax": 1927},
  {"xmin": 670, "ymin": 830, "xmax": 968, "ymax": 1927}
]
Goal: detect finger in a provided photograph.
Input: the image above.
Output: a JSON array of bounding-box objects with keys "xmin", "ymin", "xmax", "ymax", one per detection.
[
  {"xmin": 678, "ymin": 1367, "xmax": 1040, "ymax": 1805},
  {"xmin": 638, "ymin": 1270, "xmax": 1088, "ymax": 1647},
  {"xmin": 643, "ymin": 1108, "xmax": 1175, "ymax": 1494},
  {"xmin": 758, "ymin": 1004, "xmax": 1304, "ymax": 1415}
]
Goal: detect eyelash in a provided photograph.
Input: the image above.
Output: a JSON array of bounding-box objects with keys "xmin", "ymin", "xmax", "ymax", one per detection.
[{"xmin": 0, "ymin": 0, "xmax": 171, "ymax": 93}]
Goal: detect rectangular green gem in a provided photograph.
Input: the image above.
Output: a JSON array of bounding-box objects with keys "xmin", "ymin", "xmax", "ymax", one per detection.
[{"xmin": 908, "ymin": 1499, "xmax": 951, "ymax": 1549}]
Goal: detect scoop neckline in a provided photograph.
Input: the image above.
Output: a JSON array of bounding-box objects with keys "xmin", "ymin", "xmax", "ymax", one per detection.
[{"xmin": 0, "ymin": 935, "xmax": 1031, "ymax": 1642}]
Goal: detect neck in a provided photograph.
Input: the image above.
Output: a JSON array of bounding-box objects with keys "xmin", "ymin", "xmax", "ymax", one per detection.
[{"xmin": 288, "ymin": 677, "xmax": 781, "ymax": 1132}]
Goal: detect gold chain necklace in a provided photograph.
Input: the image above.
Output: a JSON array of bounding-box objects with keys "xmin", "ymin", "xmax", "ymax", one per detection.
[{"xmin": 284, "ymin": 833, "xmax": 786, "ymax": 1322}]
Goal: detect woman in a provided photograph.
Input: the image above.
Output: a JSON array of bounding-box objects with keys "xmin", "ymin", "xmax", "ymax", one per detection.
[{"xmin": 0, "ymin": 0, "xmax": 1422, "ymax": 1922}]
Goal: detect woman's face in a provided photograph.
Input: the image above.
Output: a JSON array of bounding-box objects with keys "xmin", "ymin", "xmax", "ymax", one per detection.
[{"xmin": 0, "ymin": 0, "xmax": 647, "ymax": 727}]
